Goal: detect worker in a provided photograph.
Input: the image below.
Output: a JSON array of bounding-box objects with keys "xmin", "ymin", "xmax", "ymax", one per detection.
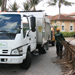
[{"xmin": 55, "ymin": 28, "xmax": 65, "ymax": 58}]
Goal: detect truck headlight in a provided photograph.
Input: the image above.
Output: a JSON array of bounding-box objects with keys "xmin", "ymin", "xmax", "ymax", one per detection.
[{"xmin": 11, "ymin": 47, "xmax": 23, "ymax": 55}]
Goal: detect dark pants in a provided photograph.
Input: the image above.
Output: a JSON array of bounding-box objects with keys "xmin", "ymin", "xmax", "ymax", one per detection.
[{"xmin": 56, "ymin": 45, "xmax": 63, "ymax": 58}]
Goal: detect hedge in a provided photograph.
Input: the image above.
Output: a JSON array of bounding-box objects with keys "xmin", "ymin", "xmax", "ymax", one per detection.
[{"xmin": 61, "ymin": 32, "xmax": 75, "ymax": 37}]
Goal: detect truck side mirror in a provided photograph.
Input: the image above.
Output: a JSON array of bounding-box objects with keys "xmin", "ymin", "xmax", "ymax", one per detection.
[{"xmin": 30, "ymin": 16, "xmax": 36, "ymax": 32}]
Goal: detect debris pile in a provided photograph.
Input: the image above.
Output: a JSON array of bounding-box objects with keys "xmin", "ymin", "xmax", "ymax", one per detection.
[{"xmin": 53, "ymin": 38, "xmax": 75, "ymax": 75}]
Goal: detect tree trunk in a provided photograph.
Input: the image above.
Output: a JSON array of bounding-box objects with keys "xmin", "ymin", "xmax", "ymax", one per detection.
[
  {"xmin": 4, "ymin": 0, "xmax": 7, "ymax": 11},
  {"xmin": 1, "ymin": 0, "xmax": 7, "ymax": 11},
  {"xmin": 33, "ymin": 6, "xmax": 36, "ymax": 11},
  {"xmin": 1, "ymin": 0, "xmax": 4, "ymax": 11},
  {"xmin": 58, "ymin": 0, "xmax": 61, "ymax": 19},
  {"xmin": 58, "ymin": 7, "xmax": 61, "ymax": 19}
]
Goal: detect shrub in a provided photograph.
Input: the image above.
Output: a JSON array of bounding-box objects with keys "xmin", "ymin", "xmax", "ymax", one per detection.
[{"xmin": 61, "ymin": 32, "xmax": 75, "ymax": 37}]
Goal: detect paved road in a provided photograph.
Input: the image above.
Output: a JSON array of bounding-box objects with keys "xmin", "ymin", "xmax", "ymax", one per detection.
[
  {"xmin": 0, "ymin": 39, "xmax": 75, "ymax": 75},
  {"xmin": 0, "ymin": 46, "xmax": 62, "ymax": 75},
  {"xmin": 0, "ymin": 38, "xmax": 75, "ymax": 75}
]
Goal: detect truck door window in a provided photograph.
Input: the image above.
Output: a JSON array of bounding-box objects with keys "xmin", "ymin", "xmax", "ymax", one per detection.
[{"xmin": 23, "ymin": 17, "xmax": 29, "ymax": 38}]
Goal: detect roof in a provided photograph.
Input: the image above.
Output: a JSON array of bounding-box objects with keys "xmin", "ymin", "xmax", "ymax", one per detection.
[
  {"xmin": 61, "ymin": 13, "xmax": 69, "ymax": 16},
  {"xmin": 47, "ymin": 16, "xmax": 52, "ymax": 20},
  {"xmin": 49, "ymin": 14, "xmax": 75, "ymax": 21},
  {"xmin": 69, "ymin": 12, "xmax": 75, "ymax": 16}
]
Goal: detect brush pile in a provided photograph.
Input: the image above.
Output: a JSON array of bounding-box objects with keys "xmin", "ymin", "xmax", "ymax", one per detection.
[{"xmin": 53, "ymin": 38, "xmax": 75, "ymax": 75}]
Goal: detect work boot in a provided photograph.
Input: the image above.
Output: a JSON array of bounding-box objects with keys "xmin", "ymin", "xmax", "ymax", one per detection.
[
  {"xmin": 56, "ymin": 50, "xmax": 60, "ymax": 57},
  {"xmin": 59, "ymin": 51, "xmax": 62, "ymax": 59}
]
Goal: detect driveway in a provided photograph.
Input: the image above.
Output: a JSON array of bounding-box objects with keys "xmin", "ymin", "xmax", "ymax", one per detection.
[
  {"xmin": 0, "ymin": 39, "xmax": 75, "ymax": 75},
  {"xmin": 0, "ymin": 46, "xmax": 62, "ymax": 75}
]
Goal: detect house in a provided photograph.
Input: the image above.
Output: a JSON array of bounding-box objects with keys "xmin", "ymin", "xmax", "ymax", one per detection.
[
  {"xmin": 69, "ymin": 12, "xmax": 75, "ymax": 18},
  {"xmin": 48, "ymin": 14, "xmax": 75, "ymax": 32}
]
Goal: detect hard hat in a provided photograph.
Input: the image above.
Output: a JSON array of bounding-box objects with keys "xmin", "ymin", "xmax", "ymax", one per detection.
[{"xmin": 56, "ymin": 28, "xmax": 60, "ymax": 31}]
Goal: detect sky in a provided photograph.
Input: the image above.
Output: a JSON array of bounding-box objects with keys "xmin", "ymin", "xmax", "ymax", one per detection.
[{"xmin": 7, "ymin": 0, "xmax": 75, "ymax": 16}]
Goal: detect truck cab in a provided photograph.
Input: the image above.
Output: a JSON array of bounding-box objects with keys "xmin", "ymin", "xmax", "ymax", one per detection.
[
  {"xmin": 0, "ymin": 11, "xmax": 50, "ymax": 69},
  {"xmin": 0, "ymin": 12, "xmax": 36, "ymax": 69}
]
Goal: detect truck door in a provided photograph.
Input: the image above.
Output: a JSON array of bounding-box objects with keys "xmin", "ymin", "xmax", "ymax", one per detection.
[
  {"xmin": 29, "ymin": 31, "xmax": 36, "ymax": 51},
  {"xmin": 28, "ymin": 17, "xmax": 36, "ymax": 51},
  {"xmin": 22, "ymin": 16, "xmax": 29, "ymax": 47}
]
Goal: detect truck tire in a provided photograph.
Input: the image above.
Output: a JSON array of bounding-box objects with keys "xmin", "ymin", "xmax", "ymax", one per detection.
[
  {"xmin": 20, "ymin": 51, "xmax": 32, "ymax": 69},
  {"xmin": 40, "ymin": 46, "xmax": 46, "ymax": 54},
  {"xmin": 37, "ymin": 45, "xmax": 46, "ymax": 54},
  {"xmin": 52, "ymin": 41, "xmax": 55, "ymax": 46}
]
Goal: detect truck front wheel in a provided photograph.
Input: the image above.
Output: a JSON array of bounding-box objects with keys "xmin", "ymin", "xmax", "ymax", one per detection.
[
  {"xmin": 52, "ymin": 41, "xmax": 55, "ymax": 46},
  {"xmin": 20, "ymin": 51, "xmax": 32, "ymax": 69}
]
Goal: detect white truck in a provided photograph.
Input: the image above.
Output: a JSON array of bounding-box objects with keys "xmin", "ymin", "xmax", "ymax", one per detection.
[{"xmin": 0, "ymin": 11, "xmax": 51, "ymax": 69}]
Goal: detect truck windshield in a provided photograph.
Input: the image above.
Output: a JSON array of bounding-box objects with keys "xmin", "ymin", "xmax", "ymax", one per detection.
[{"xmin": 0, "ymin": 14, "xmax": 21, "ymax": 34}]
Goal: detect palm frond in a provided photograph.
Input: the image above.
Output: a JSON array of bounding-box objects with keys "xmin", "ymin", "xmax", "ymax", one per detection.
[
  {"xmin": 23, "ymin": 1, "xmax": 31, "ymax": 11},
  {"xmin": 54, "ymin": 0, "xmax": 57, "ymax": 3},
  {"xmin": 45, "ymin": 0, "xmax": 57, "ymax": 7},
  {"xmin": 29, "ymin": 0, "xmax": 43, "ymax": 11},
  {"xmin": 60, "ymin": 0, "xmax": 65, "ymax": 3},
  {"xmin": 64, "ymin": 1, "xmax": 75, "ymax": 6},
  {"xmin": 9, "ymin": 2, "xmax": 19, "ymax": 11},
  {"xmin": 47, "ymin": 2, "xmax": 56, "ymax": 6}
]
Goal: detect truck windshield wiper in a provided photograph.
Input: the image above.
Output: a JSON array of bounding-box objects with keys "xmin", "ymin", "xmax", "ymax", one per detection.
[
  {"xmin": 0, "ymin": 30, "xmax": 16, "ymax": 39},
  {"xmin": 12, "ymin": 27, "xmax": 22, "ymax": 33},
  {"xmin": 0, "ymin": 30, "xmax": 11, "ymax": 33},
  {"xmin": 0, "ymin": 30, "xmax": 16, "ymax": 34}
]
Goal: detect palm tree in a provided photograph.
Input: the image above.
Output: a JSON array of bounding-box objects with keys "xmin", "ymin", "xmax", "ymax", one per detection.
[
  {"xmin": 4, "ymin": 0, "xmax": 7, "ymax": 11},
  {"xmin": 29, "ymin": 0, "xmax": 42, "ymax": 11},
  {"xmin": 1, "ymin": 0, "xmax": 4, "ymax": 11},
  {"xmin": 1, "ymin": 0, "xmax": 7, "ymax": 11},
  {"xmin": 9, "ymin": 1, "xmax": 19, "ymax": 11},
  {"xmin": 0, "ymin": 0, "xmax": 2, "ymax": 6},
  {"xmin": 23, "ymin": 1, "xmax": 31, "ymax": 11},
  {"xmin": 47, "ymin": 0, "xmax": 74, "ymax": 19}
]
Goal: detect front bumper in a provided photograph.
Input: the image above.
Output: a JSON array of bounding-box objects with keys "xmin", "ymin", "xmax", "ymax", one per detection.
[{"xmin": 0, "ymin": 54, "xmax": 26, "ymax": 64}]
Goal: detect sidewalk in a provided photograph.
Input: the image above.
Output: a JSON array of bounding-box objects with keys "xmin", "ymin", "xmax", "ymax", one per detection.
[
  {"xmin": 0, "ymin": 46, "xmax": 62, "ymax": 75},
  {"xmin": 65, "ymin": 37, "xmax": 75, "ymax": 40}
]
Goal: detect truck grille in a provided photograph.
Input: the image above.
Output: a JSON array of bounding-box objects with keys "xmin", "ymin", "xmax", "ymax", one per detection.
[{"xmin": 2, "ymin": 50, "xmax": 8, "ymax": 53}]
